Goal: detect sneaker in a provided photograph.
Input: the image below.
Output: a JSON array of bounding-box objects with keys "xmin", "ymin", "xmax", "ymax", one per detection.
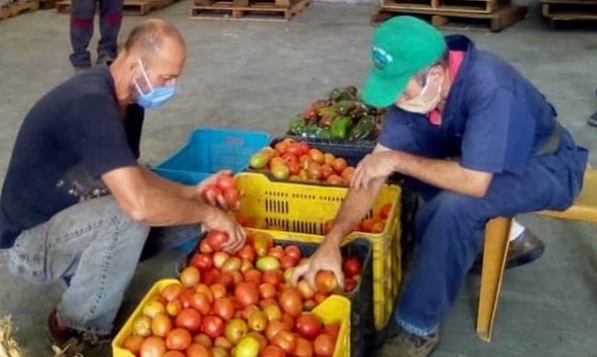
[
  {"xmin": 46, "ymin": 309, "xmax": 110, "ymax": 352},
  {"xmin": 470, "ymin": 228, "xmax": 545, "ymax": 275},
  {"xmin": 387, "ymin": 327, "xmax": 440, "ymax": 357}
]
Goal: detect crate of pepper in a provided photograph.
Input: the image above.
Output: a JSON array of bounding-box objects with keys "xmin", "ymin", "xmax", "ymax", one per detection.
[{"xmin": 286, "ymin": 86, "xmax": 386, "ymax": 160}]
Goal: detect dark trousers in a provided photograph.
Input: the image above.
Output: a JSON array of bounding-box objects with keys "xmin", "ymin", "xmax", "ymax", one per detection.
[
  {"xmin": 70, "ymin": 0, "xmax": 123, "ymax": 67},
  {"xmin": 389, "ymin": 128, "xmax": 587, "ymax": 335}
]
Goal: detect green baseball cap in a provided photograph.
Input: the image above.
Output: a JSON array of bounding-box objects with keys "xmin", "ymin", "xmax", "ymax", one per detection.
[{"xmin": 362, "ymin": 16, "xmax": 447, "ymax": 108}]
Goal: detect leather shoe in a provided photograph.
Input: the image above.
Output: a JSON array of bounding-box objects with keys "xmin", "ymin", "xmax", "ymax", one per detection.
[{"xmin": 470, "ymin": 228, "xmax": 545, "ymax": 275}]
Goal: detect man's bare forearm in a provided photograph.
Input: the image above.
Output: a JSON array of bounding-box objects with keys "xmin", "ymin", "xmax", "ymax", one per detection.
[
  {"xmin": 140, "ymin": 166, "xmax": 197, "ymax": 200},
  {"xmin": 324, "ymin": 177, "xmax": 385, "ymax": 246}
]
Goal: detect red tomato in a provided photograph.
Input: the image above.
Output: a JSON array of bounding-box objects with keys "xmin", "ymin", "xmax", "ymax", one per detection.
[
  {"xmin": 140, "ymin": 336, "xmax": 166, "ymax": 357},
  {"xmin": 271, "ymin": 331, "xmax": 297, "ymax": 355},
  {"xmin": 342, "ymin": 257, "xmax": 362, "ymax": 279},
  {"xmin": 175, "ymin": 308, "xmax": 202, "ymax": 334},
  {"xmin": 268, "ymin": 246, "xmax": 285, "ymax": 260},
  {"xmin": 284, "ymin": 245, "xmax": 301, "ymax": 260},
  {"xmin": 122, "ymin": 335, "xmax": 143, "ymax": 355},
  {"xmin": 279, "ymin": 256, "xmax": 299, "ymax": 270},
  {"xmin": 315, "ymin": 271, "xmax": 340, "ymax": 294},
  {"xmin": 190, "ymin": 293, "xmax": 211, "ymax": 315},
  {"xmin": 235, "ymin": 282, "xmax": 260, "ymax": 307},
  {"xmin": 344, "ymin": 278, "xmax": 357, "ymax": 292},
  {"xmin": 224, "ymin": 187, "xmax": 240, "ymax": 208},
  {"xmin": 260, "ymin": 345, "xmax": 288, "ymax": 357},
  {"xmin": 278, "ymin": 289, "xmax": 302, "ymax": 318},
  {"xmin": 151, "ymin": 313, "xmax": 172, "ymax": 338},
  {"xmin": 213, "ymin": 297, "xmax": 236, "ymax": 321},
  {"xmin": 202, "ymin": 268, "xmax": 221, "ymax": 286},
  {"xmin": 314, "ymin": 333, "xmax": 335, "ymax": 356},
  {"xmin": 259, "ymin": 283, "xmax": 277, "ymax": 299},
  {"xmin": 189, "ymin": 253, "xmax": 213, "ymax": 272},
  {"xmin": 161, "ymin": 283, "xmax": 183, "ymax": 302},
  {"xmin": 295, "ymin": 315, "xmax": 322, "ymax": 340},
  {"xmin": 216, "ymin": 174, "xmax": 236, "ymax": 191},
  {"xmin": 265, "ymin": 319, "xmax": 289, "ymax": 340},
  {"xmin": 323, "ymin": 323, "xmax": 340, "ymax": 339},
  {"xmin": 210, "ymin": 283, "xmax": 227, "ymax": 300},
  {"xmin": 282, "ymin": 153, "xmax": 299, "ymax": 165},
  {"xmin": 166, "ymin": 328, "xmax": 192, "ymax": 351},
  {"xmin": 201, "ymin": 316, "xmax": 225, "ymax": 338},
  {"xmin": 379, "ymin": 203, "xmax": 392, "ymax": 219},
  {"xmin": 180, "ymin": 267, "xmax": 201, "ymax": 288},
  {"xmin": 186, "ymin": 343, "xmax": 213, "ymax": 357},
  {"xmin": 262, "ymin": 270, "xmax": 283, "ymax": 286},
  {"xmin": 243, "ymin": 269, "xmax": 263, "ymax": 284},
  {"xmin": 294, "ymin": 337, "xmax": 314, "ymax": 357},
  {"xmin": 237, "ymin": 245, "xmax": 256, "ymax": 262},
  {"xmin": 206, "ymin": 231, "xmax": 229, "ymax": 251},
  {"xmin": 163, "ymin": 351, "xmax": 186, "ymax": 357},
  {"xmin": 195, "ymin": 284, "xmax": 214, "ymax": 304}
]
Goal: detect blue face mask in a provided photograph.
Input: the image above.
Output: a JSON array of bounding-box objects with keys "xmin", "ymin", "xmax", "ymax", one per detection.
[{"xmin": 134, "ymin": 60, "xmax": 176, "ymax": 110}]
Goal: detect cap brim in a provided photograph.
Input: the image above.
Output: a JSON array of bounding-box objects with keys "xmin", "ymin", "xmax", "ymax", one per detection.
[{"xmin": 361, "ymin": 69, "xmax": 410, "ymax": 108}]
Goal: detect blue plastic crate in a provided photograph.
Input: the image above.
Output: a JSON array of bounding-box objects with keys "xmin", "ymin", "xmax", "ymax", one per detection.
[{"xmin": 152, "ymin": 128, "xmax": 270, "ymax": 185}]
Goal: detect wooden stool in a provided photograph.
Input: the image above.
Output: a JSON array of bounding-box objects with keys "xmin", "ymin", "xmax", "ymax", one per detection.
[{"xmin": 476, "ymin": 169, "xmax": 597, "ymax": 341}]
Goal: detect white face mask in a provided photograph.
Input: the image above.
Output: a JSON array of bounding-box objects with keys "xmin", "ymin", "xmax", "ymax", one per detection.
[{"xmin": 398, "ymin": 74, "xmax": 443, "ymax": 114}]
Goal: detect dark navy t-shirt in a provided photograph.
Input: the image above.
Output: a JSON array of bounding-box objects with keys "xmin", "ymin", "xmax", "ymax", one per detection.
[
  {"xmin": 0, "ymin": 65, "xmax": 144, "ymax": 248},
  {"xmin": 379, "ymin": 35, "xmax": 559, "ymax": 176}
]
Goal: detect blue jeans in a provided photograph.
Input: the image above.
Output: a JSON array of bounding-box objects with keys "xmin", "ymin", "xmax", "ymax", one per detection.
[
  {"xmin": 7, "ymin": 196, "xmax": 200, "ymax": 336},
  {"xmin": 393, "ymin": 133, "xmax": 588, "ymax": 336}
]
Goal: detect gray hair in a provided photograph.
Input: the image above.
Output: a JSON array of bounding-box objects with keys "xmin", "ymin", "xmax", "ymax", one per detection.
[{"xmin": 124, "ymin": 19, "xmax": 185, "ymax": 58}]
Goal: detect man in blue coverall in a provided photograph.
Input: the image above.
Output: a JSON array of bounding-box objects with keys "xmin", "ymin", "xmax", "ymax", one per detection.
[{"xmin": 293, "ymin": 16, "xmax": 588, "ymax": 356}]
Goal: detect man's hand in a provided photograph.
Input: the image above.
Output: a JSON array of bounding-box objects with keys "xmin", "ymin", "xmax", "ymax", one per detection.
[
  {"xmin": 195, "ymin": 170, "xmax": 240, "ymax": 211},
  {"xmin": 291, "ymin": 241, "xmax": 344, "ymax": 290},
  {"xmin": 351, "ymin": 151, "xmax": 397, "ymax": 190},
  {"xmin": 203, "ymin": 209, "xmax": 246, "ymax": 253}
]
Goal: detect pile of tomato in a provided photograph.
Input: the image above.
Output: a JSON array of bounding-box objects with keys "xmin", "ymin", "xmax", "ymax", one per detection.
[
  {"xmin": 248, "ymin": 139, "xmax": 355, "ymax": 186},
  {"xmin": 119, "ymin": 230, "xmax": 363, "ymax": 357}
]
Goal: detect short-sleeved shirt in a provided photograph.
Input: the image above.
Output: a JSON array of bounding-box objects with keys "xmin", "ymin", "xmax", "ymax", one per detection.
[
  {"xmin": 0, "ymin": 65, "xmax": 144, "ymax": 248},
  {"xmin": 379, "ymin": 35, "xmax": 559, "ymax": 176}
]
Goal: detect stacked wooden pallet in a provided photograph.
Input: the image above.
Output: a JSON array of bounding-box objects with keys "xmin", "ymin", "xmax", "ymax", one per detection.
[
  {"xmin": 189, "ymin": 0, "xmax": 311, "ymax": 21},
  {"xmin": 0, "ymin": 0, "xmax": 39, "ymax": 21},
  {"xmin": 372, "ymin": 0, "xmax": 528, "ymax": 32},
  {"xmin": 56, "ymin": 0, "xmax": 175, "ymax": 15},
  {"xmin": 541, "ymin": 0, "xmax": 597, "ymax": 24}
]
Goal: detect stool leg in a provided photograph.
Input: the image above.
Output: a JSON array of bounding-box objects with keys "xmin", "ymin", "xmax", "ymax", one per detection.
[{"xmin": 476, "ymin": 217, "xmax": 512, "ymax": 342}]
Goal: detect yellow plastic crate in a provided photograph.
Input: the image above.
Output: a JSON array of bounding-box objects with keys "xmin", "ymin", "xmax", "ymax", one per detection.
[
  {"xmin": 112, "ymin": 279, "xmax": 179, "ymax": 357},
  {"xmin": 112, "ymin": 279, "xmax": 351, "ymax": 357},
  {"xmin": 237, "ymin": 172, "xmax": 402, "ymax": 330}
]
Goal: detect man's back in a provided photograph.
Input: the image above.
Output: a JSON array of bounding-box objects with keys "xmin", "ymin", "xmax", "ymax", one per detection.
[{"xmin": 0, "ymin": 66, "xmax": 142, "ymax": 248}]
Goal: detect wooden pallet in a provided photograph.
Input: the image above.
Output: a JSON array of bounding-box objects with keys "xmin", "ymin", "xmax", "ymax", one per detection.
[
  {"xmin": 189, "ymin": 0, "xmax": 310, "ymax": 21},
  {"xmin": 380, "ymin": 0, "xmax": 508, "ymax": 14},
  {"xmin": 541, "ymin": 0, "xmax": 597, "ymax": 22},
  {"xmin": 372, "ymin": 5, "xmax": 527, "ymax": 31},
  {"xmin": 0, "ymin": 0, "xmax": 39, "ymax": 20},
  {"xmin": 56, "ymin": 0, "xmax": 174, "ymax": 15}
]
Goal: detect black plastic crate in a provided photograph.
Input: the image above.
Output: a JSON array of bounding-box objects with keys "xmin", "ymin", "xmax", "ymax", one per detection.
[
  {"xmin": 276, "ymin": 137, "xmax": 375, "ymax": 167},
  {"xmin": 178, "ymin": 237, "xmax": 375, "ymax": 357}
]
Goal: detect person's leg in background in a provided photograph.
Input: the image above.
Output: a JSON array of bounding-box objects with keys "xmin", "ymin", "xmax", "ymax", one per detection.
[
  {"xmin": 7, "ymin": 196, "xmax": 150, "ymax": 345},
  {"xmin": 70, "ymin": 0, "xmax": 96, "ymax": 71},
  {"xmin": 140, "ymin": 225, "xmax": 203, "ymax": 263},
  {"xmin": 97, "ymin": 0, "xmax": 123, "ymax": 65}
]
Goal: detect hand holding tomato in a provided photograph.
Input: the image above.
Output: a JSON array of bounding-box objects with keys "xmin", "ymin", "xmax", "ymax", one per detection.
[
  {"xmin": 197, "ymin": 170, "xmax": 241, "ymax": 211},
  {"xmin": 290, "ymin": 241, "xmax": 344, "ymax": 290},
  {"xmin": 203, "ymin": 209, "xmax": 246, "ymax": 253}
]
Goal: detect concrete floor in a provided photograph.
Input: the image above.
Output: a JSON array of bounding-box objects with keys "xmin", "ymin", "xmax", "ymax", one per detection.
[{"xmin": 0, "ymin": 2, "xmax": 596, "ymax": 356}]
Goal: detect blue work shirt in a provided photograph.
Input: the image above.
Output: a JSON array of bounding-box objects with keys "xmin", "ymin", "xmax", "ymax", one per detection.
[{"xmin": 379, "ymin": 35, "xmax": 565, "ymax": 176}]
